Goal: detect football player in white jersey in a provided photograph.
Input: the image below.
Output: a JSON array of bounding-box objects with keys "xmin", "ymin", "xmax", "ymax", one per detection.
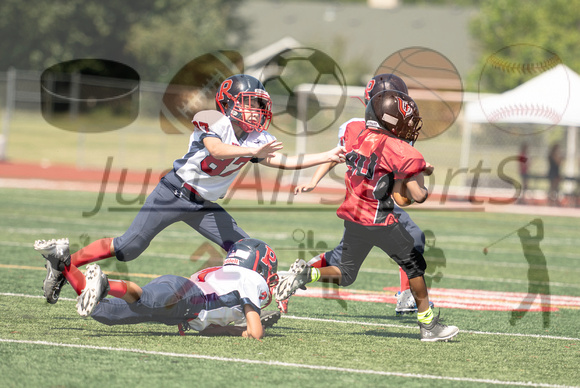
[
  {"xmin": 34, "ymin": 237, "xmax": 281, "ymax": 339},
  {"xmin": 37, "ymin": 74, "xmax": 345, "ymax": 306}
]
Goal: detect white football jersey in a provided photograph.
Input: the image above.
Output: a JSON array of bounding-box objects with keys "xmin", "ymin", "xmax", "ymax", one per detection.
[
  {"xmin": 337, "ymin": 118, "xmax": 363, "ymax": 147},
  {"xmin": 186, "ymin": 266, "xmax": 270, "ymax": 331},
  {"xmin": 173, "ymin": 110, "xmax": 276, "ymax": 201}
]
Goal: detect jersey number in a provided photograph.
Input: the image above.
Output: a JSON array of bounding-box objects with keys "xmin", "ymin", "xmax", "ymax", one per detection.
[
  {"xmin": 346, "ymin": 151, "xmax": 377, "ymax": 179},
  {"xmin": 200, "ymin": 155, "xmax": 251, "ymax": 177}
]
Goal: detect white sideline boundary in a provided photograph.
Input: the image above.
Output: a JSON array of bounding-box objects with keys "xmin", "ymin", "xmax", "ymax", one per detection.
[{"xmin": 0, "ymin": 338, "xmax": 577, "ymax": 388}]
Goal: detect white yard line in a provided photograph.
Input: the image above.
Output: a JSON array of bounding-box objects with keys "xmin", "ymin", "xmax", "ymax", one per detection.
[{"xmin": 0, "ymin": 338, "xmax": 577, "ymax": 388}]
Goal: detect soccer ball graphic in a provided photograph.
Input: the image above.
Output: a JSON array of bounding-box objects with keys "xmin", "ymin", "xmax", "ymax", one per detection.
[{"xmin": 260, "ymin": 48, "xmax": 347, "ymax": 136}]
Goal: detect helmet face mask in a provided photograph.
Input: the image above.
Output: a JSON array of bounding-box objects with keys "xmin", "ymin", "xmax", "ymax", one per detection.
[
  {"xmin": 365, "ymin": 90, "xmax": 423, "ymax": 143},
  {"xmin": 216, "ymin": 75, "xmax": 273, "ymax": 133}
]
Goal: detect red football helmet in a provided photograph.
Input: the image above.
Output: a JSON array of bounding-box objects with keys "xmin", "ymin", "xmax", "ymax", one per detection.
[
  {"xmin": 365, "ymin": 90, "xmax": 423, "ymax": 143},
  {"xmin": 215, "ymin": 74, "xmax": 273, "ymax": 133}
]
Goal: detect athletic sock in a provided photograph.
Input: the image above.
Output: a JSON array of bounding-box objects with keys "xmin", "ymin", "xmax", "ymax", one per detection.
[
  {"xmin": 63, "ymin": 264, "xmax": 86, "ymax": 295},
  {"xmin": 399, "ymin": 267, "xmax": 410, "ymax": 291},
  {"xmin": 417, "ymin": 307, "xmax": 434, "ymax": 325},
  {"xmin": 307, "ymin": 252, "xmax": 327, "ymax": 268},
  {"xmin": 309, "ymin": 267, "xmax": 321, "ymax": 283},
  {"xmin": 107, "ymin": 279, "xmax": 128, "ymax": 298},
  {"xmin": 71, "ymin": 237, "xmax": 114, "ymax": 267}
]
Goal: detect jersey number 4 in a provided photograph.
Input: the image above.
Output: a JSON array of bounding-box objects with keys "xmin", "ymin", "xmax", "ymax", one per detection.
[{"xmin": 346, "ymin": 151, "xmax": 377, "ymax": 179}]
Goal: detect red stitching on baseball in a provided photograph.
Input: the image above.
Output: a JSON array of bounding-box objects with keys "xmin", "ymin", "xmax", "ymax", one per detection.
[
  {"xmin": 486, "ymin": 104, "xmax": 562, "ymax": 123},
  {"xmin": 488, "ymin": 55, "xmax": 561, "ymax": 74}
]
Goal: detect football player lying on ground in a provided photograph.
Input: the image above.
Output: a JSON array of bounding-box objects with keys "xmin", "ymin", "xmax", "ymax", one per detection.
[
  {"xmin": 276, "ymin": 90, "xmax": 459, "ymax": 342},
  {"xmin": 286, "ymin": 73, "xmax": 431, "ymax": 316},
  {"xmin": 39, "ymin": 74, "xmax": 345, "ymax": 307},
  {"xmin": 34, "ymin": 238, "xmax": 281, "ymax": 340}
]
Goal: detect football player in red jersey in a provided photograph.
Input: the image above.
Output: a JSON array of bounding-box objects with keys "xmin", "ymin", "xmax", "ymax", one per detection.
[
  {"xmin": 277, "ymin": 90, "xmax": 459, "ymax": 342},
  {"xmin": 34, "ymin": 237, "xmax": 281, "ymax": 340},
  {"xmin": 285, "ymin": 74, "xmax": 428, "ymax": 315}
]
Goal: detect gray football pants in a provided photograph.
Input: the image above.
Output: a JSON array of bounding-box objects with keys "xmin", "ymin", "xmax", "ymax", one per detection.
[{"xmin": 113, "ymin": 171, "xmax": 249, "ymax": 262}]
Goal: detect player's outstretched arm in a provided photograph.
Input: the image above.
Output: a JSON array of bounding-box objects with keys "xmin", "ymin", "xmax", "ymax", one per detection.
[
  {"xmin": 204, "ymin": 137, "xmax": 283, "ymax": 160},
  {"xmin": 294, "ymin": 161, "xmax": 338, "ymax": 194},
  {"xmin": 261, "ymin": 146, "xmax": 346, "ymax": 170}
]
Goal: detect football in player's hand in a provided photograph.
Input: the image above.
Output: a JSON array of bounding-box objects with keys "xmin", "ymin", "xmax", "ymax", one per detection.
[{"xmin": 392, "ymin": 181, "xmax": 413, "ymax": 207}]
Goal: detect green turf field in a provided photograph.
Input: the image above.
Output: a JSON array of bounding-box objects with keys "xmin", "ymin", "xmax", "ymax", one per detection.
[{"xmin": 1, "ymin": 187, "xmax": 578, "ymax": 388}]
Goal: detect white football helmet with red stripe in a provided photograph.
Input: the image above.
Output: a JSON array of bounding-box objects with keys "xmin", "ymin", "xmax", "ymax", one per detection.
[{"xmin": 224, "ymin": 238, "xmax": 279, "ymax": 288}]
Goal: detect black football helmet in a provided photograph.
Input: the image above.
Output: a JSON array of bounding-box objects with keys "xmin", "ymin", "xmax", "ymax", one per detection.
[
  {"xmin": 224, "ymin": 238, "xmax": 279, "ymax": 288},
  {"xmin": 364, "ymin": 73, "xmax": 408, "ymax": 105},
  {"xmin": 365, "ymin": 90, "xmax": 423, "ymax": 143},
  {"xmin": 215, "ymin": 74, "xmax": 273, "ymax": 133}
]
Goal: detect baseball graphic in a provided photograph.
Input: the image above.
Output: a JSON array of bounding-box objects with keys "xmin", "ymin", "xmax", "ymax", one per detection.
[
  {"xmin": 374, "ymin": 47, "xmax": 463, "ymax": 141},
  {"xmin": 477, "ymin": 44, "xmax": 569, "ymax": 135}
]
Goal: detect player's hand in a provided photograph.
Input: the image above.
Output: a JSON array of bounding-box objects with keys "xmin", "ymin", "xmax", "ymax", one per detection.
[
  {"xmin": 254, "ymin": 140, "xmax": 284, "ymax": 159},
  {"xmin": 423, "ymin": 162, "xmax": 434, "ymax": 176},
  {"xmin": 294, "ymin": 182, "xmax": 317, "ymax": 194},
  {"xmin": 327, "ymin": 146, "xmax": 346, "ymax": 163}
]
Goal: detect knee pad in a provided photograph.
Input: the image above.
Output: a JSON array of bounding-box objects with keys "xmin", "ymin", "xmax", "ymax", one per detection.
[
  {"xmin": 338, "ymin": 264, "xmax": 358, "ymax": 287},
  {"xmin": 401, "ymin": 251, "xmax": 427, "ymax": 279}
]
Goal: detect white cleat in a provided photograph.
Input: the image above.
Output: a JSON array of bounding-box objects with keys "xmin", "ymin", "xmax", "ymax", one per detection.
[
  {"xmin": 77, "ymin": 264, "xmax": 109, "ymax": 317},
  {"xmin": 34, "ymin": 238, "xmax": 70, "ymax": 304},
  {"xmin": 275, "ymin": 259, "xmax": 310, "ymax": 301}
]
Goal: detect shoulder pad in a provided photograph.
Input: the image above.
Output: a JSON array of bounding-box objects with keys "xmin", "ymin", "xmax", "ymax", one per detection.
[{"xmin": 192, "ymin": 110, "xmax": 228, "ymax": 127}]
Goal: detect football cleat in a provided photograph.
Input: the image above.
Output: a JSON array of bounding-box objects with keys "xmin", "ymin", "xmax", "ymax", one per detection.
[
  {"xmin": 34, "ymin": 238, "xmax": 71, "ymax": 304},
  {"xmin": 418, "ymin": 313, "xmax": 459, "ymax": 342},
  {"xmin": 260, "ymin": 310, "xmax": 281, "ymax": 329},
  {"xmin": 178, "ymin": 321, "xmax": 191, "ymax": 336},
  {"xmin": 275, "ymin": 259, "xmax": 311, "ymax": 301},
  {"xmin": 77, "ymin": 264, "xmax": 109, "ymax": 317},
  {"xmin": 395, "ymin": 289, "xmax": 434, "ymax": 316}
]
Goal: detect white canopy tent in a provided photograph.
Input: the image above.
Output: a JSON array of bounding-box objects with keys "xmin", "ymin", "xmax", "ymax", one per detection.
[{"xmin": 463, "ymin": 64, "xmax": 580, "ymax": 187}]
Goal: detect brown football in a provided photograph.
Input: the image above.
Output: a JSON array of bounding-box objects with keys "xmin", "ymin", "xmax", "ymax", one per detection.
[
  {"xmin": 392, "ymin": 181, "xmax": 412, "ymax": 207},
  {"xmin": 159, "ymin": 50, "xmax": 244, "ymax": 134}
]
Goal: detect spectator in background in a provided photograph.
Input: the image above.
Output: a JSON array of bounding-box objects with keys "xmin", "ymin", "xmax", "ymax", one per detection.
[
  {"xmin": 547, "ymin": 143, "xmax": 563, "ymax": 206},
  {"xmin": 518, "ymin": 142, "xmax": 529, "ymax": 203}
]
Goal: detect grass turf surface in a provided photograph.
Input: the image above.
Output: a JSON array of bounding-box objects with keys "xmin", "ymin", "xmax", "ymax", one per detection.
[{"xmin": 1, "ymin": 187, "xmax": 579, "ymax": 387}]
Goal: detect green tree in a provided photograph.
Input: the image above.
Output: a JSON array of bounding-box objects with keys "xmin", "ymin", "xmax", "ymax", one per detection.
[
  {"xmin": 0, "ymin": 0, "xmax": 246, "ymax": 81},
  {"xmin": 126, "ymin": 0, "xmax": 247, "ymax": 82},
  {"xmin": 469, "ymin": 0, "xmax": 580, "ymax": 92}
]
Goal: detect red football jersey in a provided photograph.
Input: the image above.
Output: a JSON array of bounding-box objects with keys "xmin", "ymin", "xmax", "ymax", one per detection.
[{"xmin": 336, "ymin": 121, "xmax": 426, "ymax": 226}]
